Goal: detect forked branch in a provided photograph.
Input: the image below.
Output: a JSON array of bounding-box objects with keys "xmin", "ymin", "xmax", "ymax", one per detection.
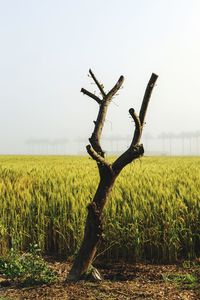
[
  {"xmin": 81, "ymin": 70, "xmax": 158, "ymax": 175},
  {"xmin": 81, "ymin": 70, "xmax": 124, "ymax": 164},
  {"xmin": 112, "ymin": 73, "xmax": 158, "ymax": 174}
]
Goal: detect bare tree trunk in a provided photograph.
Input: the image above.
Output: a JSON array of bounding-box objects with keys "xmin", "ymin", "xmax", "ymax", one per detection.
[
  {"xmin": 68, "ymin": 70, "xmax": 158, "ymax": 281},
  {"xmin": 69, "ymin": 174, "xmax": 116, "ymax": 280}
]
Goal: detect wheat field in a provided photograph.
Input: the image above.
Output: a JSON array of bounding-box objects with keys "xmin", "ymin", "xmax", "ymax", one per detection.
[{"xmin": 0, "ymin": 155, "xmax": 199, "ymax": 262}]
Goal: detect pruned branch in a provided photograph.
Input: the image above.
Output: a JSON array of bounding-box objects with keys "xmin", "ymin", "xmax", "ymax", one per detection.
[
  {"xmin": 129, "ymin": 108, "xmax": 142, "ymax": 146},
  {"xmin": 86, "ymin": 145, "xmax": 114, "ymax": 175},
  {"xmin": 81, "ymin": 88, "xmax": 102, "ymax": 105},
  {"xmin": 139, "ymin": 73, "xmax": 158, "ymax": 127},
  {"xmin": 107, "ymin": 76, "xmax": 124, "ymax": 99},
  {"xmin": 112, "ymin": 73, "xmax": 158, "ymax": 174},
  {"xmin": 86, "ymin": 144, "xmax": 110, "ymax": 168},
  {"xmin": 89, "ymin": 69, "xmax": 106, "ymax": 98}
]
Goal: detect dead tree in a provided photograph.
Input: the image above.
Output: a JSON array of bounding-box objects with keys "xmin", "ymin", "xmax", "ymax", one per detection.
[{"xmin": 68, "ymin": 69, "xmax": 158, "ymax": 281}]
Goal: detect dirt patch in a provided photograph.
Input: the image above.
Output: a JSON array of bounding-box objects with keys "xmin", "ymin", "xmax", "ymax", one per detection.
[{"xmin": 0, "ymin": 261, "xmax": 199, "ymax": 300}]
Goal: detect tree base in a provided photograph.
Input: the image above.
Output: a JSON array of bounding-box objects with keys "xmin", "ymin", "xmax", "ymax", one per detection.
[{"xmin": 67, "ymin": 266, "xmax": 103, "ymax": 282}]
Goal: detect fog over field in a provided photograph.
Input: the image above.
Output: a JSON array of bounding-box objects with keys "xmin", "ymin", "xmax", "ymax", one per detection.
[{"xmin": 0, "ymin": 0, "xmax": 200, "ymax": 154}]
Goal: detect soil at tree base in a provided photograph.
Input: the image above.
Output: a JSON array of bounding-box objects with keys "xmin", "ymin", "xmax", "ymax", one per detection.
[{"xmin": 0, "ymin": 261, "xmax": 199, "ymax": 299}]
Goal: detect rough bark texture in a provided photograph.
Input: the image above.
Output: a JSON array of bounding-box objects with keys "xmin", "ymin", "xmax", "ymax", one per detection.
[{"xmin": 68, "ymin": 70, "xmax": 158, "ymax": 281}]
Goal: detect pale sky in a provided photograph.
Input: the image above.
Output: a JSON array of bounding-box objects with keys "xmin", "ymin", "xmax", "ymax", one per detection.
[{"xmin": 0, "ymin": 0, "xmax": 200, "ymax": 154}]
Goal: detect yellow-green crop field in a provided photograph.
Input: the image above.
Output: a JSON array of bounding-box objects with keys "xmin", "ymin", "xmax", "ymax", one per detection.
[{"xmin": 0, "ymin": 155, "xmax": 200, "ymax": 263}]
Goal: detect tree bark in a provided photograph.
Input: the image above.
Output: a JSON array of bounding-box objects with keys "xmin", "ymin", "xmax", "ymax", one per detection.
[
  {"xmin": 68, "ymin": 70, "xmax": 158, "ymax": 281},
  {"xmin": 68, "ymin": 173, "xmax": 116, "ymax": 280}
]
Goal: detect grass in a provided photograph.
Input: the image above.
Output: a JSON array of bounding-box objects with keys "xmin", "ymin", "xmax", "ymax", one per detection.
[
  {"xmin": 0, "ymin": 155, "xmax": 199, "ymax": 262},
  {"xmin": 0, "ymin": 244, "xmax": 58, "ymax": 286},
  {"xmin": 163, "ymin": 260, "xmax": 200, "ymax": 290}
]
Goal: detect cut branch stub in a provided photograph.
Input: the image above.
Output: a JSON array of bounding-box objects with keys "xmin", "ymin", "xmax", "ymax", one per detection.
[
  {"xmin": 86, "ymin": 144, "xmax": 111, "ymax": 171},
  {"xmin": 129, "ymin": 108, "xmax": 142, "ymax": 146},
  {"xmin": 81, "ymin": 88, "xmax": 102, "ymax": 105}
]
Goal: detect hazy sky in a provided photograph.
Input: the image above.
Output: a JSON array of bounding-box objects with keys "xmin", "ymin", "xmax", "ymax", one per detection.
[{"xmin": 0, "ymin": 0, "xmax": 200, "ymax": 154}]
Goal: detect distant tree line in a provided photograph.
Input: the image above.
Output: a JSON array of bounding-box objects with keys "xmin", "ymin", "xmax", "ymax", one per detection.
[{"xmin": 26, "ymin": 131, "xmax": 200, "ymax": 155}]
